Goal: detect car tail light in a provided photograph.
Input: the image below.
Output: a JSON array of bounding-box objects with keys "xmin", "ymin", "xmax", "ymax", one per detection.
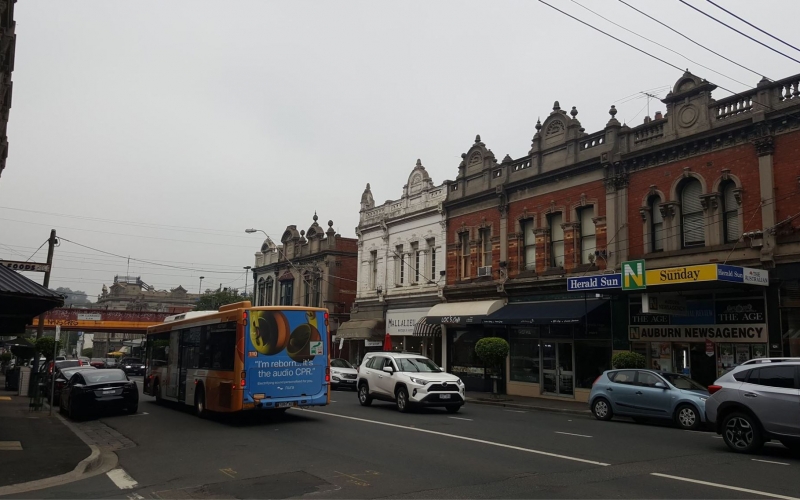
[
  {"xmin": 325, "ymin": 367, "xmax": 330, "ymax": 383},
  {"xmin": 78, "ymin": 360, "xmax": 83, "ymax": 366},
  {"xmin": 708, "ymin": 385, "xmax": 722, "ymax": 394}
]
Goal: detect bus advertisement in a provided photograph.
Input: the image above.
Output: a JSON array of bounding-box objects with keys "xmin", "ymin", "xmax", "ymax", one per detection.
[{"xmin": 144, "ymin": 302, "xmax": 329, "ymax": 417}]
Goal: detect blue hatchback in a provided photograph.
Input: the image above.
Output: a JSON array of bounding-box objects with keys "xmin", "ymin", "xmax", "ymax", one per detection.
[{"xmin": 589, "ymin": 369, "xmax": 709, "ymax": 430}]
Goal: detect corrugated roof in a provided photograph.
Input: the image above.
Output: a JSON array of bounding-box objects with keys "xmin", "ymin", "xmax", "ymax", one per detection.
[{"xmin": 0, "ymin": 265, "xmax": 63, "ymax": 299}]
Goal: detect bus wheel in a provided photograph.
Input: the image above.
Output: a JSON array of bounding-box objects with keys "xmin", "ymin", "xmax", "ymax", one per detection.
[{"xmin": 195, "ymin": 387, "xmax": 207, "ymax": 418}]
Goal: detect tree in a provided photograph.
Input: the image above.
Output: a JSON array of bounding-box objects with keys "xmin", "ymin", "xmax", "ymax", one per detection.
[
  {"xmin": 612, "ymin": 351, "xmax": 646, "ymax": 369},
  {"xmin": 81, "ymin": 348, "xmax": 93, "ymax": 358},
  {"xmin": 54, "ymin": 287, "xmax": 92, "ymax": 306},
  {"xmin": 475, "ymin": 337, "xmax": 510, "ymax": 396},
  {"xmin": 195, "ymin": 289, "xmax": 250, "ymax": 311},
  {"xmin": 34, "ymin": 337, "xmax": 62, "ymax": 361}
]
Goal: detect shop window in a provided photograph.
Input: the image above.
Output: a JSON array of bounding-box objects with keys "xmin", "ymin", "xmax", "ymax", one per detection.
[
  {"xmin": 427, "ymin": 238, "xmax": 436, "ymax": 281},
  {"xmin": 721, "ymin": 181, "xmax": 740, "ymax": 243},
  {"xmin": 549, "ymin": 213, "xmax": 564, "ymax": 268},
  {"xmin": 649, "ymin": 196, "xmax": 664, "ymax": 252},
  {"xmin": 521, "ymin": 219, "xmax": 536, "ymax": 271},
  {"xmin": 510, "ymin": 329, "xmax": 540, "ymax": 384},
  {"xmin": 479, "ymin": 228, "xmax": 492, "ymax": 268},
  {"xmin": 370, "ymin": 250, "xmax": 378, "ymax": 289},
  {"xmin": 575, "ymin": 341, "xmax": 611, "ymax": 389},
  {"xmin": 680, "ymin": 179, "xmax": 705, "ymax": 248},
  {"xmin": 458, "ymin": 232, "xmax": 469, "ymax": 279},
  {"xmin": 579, "ymin": 206, "xmax": 596, "ymax": 264}
]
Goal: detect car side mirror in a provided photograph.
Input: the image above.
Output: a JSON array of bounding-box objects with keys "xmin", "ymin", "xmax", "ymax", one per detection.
[
  {"xmin": 382, "ymin": 366, "xmax": 394, "ymax": 374},
  {"xmin": 73, "ymin": 383, "xmax": 84, "ymax": 389},
  {"xmin": 56, "ymin": 378, "xmax": 66, "ymax": 383},
  {"xmin": 654, "ymin": 382, "xmax": 667, "ymax": 389}
]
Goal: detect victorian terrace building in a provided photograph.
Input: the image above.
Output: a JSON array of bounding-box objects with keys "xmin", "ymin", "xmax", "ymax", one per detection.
[{"xmin": 425, "ymin": 71, "xmax": 800, "ymax": 402}]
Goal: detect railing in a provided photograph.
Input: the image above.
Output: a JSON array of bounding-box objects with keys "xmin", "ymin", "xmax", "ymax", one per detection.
[
  {"xmin": 580, "ymin": 133, "xmax": 606, "ymax": 150},
  {"xmin": 633, "ymin": 121, "xmax": 665, "ymax": 143},
  {"xmin": 713, "ymin": 93, "xmax": 754, "ymax": 120},
  {"xmin": 511, "ymin": 158, "xmax": 531, "ymax": 172},
  {"xmin": 774, "ymin": 76, "xmax": 800, "ymax": 103}
]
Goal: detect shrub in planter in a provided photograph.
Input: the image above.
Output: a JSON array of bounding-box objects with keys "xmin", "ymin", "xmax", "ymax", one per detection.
[
  {"xmin": 612, "ymin": 351, "xmax": 646, "ymax": 369},
  {"xmin": 475, "ymin": 337, "xmax": 510, "ymax": 395}
]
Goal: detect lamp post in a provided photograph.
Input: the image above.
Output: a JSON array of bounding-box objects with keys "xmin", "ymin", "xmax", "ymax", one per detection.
[
  {"xmin": 243, "ymin": 266, "xmax": 251, "ymax": 300},
  {"xmin": 199, "ymin": 276, "xmax": 204, "ymax": 295}
]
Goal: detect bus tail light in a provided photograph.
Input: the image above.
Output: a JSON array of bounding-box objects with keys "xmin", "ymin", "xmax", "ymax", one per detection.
[
  {"xmin": 325, "ymin": 367, "xmax": 330, "ymax": 383},
  {"xmin": 241, "ymin": 379, "xmax": 246, "ymax": 388},
  {"xmin": 324, "ymin": 312, "xmax": 329, "ymax": 327}
]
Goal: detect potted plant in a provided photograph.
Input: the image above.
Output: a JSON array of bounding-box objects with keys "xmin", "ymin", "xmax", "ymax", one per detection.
[{"xmin": 475, "ymin": 337, "xmax": 510, "ymax": 397}]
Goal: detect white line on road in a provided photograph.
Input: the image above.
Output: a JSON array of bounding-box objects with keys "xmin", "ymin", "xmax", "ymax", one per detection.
[
  {"xmin": 296, "ymin": 408, "xmax": 609, "ymax": 466},
  {"xmin": 107, "ymin": 468, "xmax": 138, "ymax": 490},
  {"xmin": 651, "ymin": 473, "xmax": 799, "ymax": 500},
  {"xmin": 504, "ymin": 409, "xmax": 527, "ymax": 413},
  {"xmin": 126, "ymin": 412, "xmax": 149, "ymax": 417},
  {"xmin": 752, "ymin": 459, "xmax": 791, "ymax": 466},
  {"xmin": 555, "ymin": 431, "xmax": 592, "ymax": 438},
  {"xmin": 126, "ymin": 494, "xmax": 145, "ymax": 500},
  {"xmin": 448, "ymin": 416, "xmax": 473, "ymax": 421}
]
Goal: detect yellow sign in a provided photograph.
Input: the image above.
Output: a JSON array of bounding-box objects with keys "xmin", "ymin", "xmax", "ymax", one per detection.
[{"xmin": 645, "ymin": 264, "xmax": 717, "ymax": 286}]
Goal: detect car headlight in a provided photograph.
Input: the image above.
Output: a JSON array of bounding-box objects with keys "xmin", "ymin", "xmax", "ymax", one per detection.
[
  {"xmin": 125, "ymin": 365, "xmax": 131, "ymax": 369},
  {"xmin": 140, "ymin": 365, "xmax": 146, "ymax": 369},
  {"xmin": 456, "ymin": 378, "xmax": 464, "ymax": 387},
  {"xmin": 409, "ymin": 377, "xmax": 430, "ymax": 386},
  {"xmin": 332, "ymin": 376, "xmax": 340, "ymax": 381}
]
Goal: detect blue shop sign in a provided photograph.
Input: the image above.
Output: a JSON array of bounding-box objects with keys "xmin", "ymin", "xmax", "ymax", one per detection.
[
  {"xmin": 717, "ymin": 264, "xmax": 744, "ymax": 283},
  {"xmin": 567, "ymin": 273, "xmax": 622, "ymax": 292}
]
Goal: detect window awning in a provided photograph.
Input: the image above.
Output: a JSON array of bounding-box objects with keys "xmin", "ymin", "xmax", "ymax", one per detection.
[
  {"xmin": 336, "ymin": 319, "xmax": 385, "ymax": 340},
  {"xmin": 483, "ymin": 299, "xmax": 606, "ymax": 325},
  {"xmin": 412, "ymin": 317, "xmax": 442, "ymax": 337},
  {"xmin": 0, "ymin": 265, "xmax": 64, "ymax": 334},
  {"xmin": 426, "ymin": 300, "xmax": 505, "ymax": 325}
]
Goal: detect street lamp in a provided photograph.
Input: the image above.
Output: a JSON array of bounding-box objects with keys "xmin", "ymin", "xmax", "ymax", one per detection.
[
  {"xmin": 243, "ymin": 266, "xmax": 251, "ymax": 300},
  {"xmin": 199, "ymin": 276, "xmax": 205, "ymax": 295}
]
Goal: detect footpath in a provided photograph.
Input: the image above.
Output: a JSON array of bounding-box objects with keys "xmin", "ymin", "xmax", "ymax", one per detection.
[
  {"xmin": 0, "ymin": 374, "xmax": 94, "ymax": 490},
  {"xmin": 466, "ymin": 391, "xmax": 591, "ymax": 415}
]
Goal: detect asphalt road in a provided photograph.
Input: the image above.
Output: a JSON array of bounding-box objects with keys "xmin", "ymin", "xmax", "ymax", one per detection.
[{"xmin": 8, "ymin": 378, "xmax": 800, "ymax": 499}]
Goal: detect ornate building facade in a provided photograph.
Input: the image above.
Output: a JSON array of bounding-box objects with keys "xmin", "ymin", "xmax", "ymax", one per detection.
[{"xmin": 96, "ymin": 276, "xmax": 198, "ymax": 312}]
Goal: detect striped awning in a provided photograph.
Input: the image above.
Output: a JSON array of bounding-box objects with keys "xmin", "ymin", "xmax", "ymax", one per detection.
[{"xmin": 412, "ymin": 317, "xmax": 442, "ymax": 337}]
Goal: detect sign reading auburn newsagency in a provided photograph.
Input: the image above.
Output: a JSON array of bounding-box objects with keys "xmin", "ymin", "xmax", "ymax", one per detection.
[{"xmin": 629, "ymin": 324, "xmax": 766, "ymax": 343}]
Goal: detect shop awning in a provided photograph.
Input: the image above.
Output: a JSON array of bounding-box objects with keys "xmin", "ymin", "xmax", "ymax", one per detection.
[
  {"xmin": 425, "ymin": 300, "xmax": 505, "ymax": 325},
  {"xmin": 122, "ymin": 338, "xmax": 144, "ymax": 347},
  {"xmin": 336, "ymin": 319, "xmax": 385, "ymax": 340},
  {"xmin": 0, "ymin": 265, "xmax": 64, "ymax": 334},
  {"xmin": 412, "ymin": 317, "xmax": 442, "ymax": 337},
  {"xmin": 483, "ymin": 299, "xmax": 606, "ymax": 325}
]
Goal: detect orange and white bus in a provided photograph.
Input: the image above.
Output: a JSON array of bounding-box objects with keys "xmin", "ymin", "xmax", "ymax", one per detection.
[{"xmin": 143, "ymin": 301, "xmax": 330, "ymax": 416}]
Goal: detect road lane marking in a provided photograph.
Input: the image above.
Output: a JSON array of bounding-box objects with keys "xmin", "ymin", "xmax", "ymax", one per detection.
[
  {"xmin": 126, "ymin": 494, "xmax": 145, "ymax": 500},
  {"xmin": 296, "ymin": 408, "xmax": 609, "ymax": 466},
  {"xmin": 504, "ymin": 409, "xmax": 527, "ymax": 413},
  {"xmin": 220, "ymin": 468, "xmax": 237, "ymax": 478},
  {"xmin": 752, "ymin": 459, "xmax": 791, "ymax": 466},
  {"xmin": 0, "ymin": 396, "xmax": 11, "ymax": 401},
  {"xmin": 448, "ymin": 416, "xmax": 473, "ymax": 421},
  {"xmin": 650, "ymin": 473, "xmax": 799, "ymax": 500},
  {"xmin": 126, "ymin": 412, "xmax": 149, "ymax": 417},
  {"xmin": 107, "ymin": 468, "xmax": 138, "ymax": 490},
  {"xmin": 0, "ymin": 441, "xmax": 22, "ymax": 450},
  {"xmin": 555, "ymin": 431, "xmax": 592, "ymax": 438}
]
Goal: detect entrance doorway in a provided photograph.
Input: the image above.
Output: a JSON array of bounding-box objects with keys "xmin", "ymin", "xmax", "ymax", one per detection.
[
  {"xmin": 673, "ymin": 343, "xmax": 690, "ymax": 375},
  {"xmin": 541, "ymin": 341, "xmax": 574, "ymax": 397}
]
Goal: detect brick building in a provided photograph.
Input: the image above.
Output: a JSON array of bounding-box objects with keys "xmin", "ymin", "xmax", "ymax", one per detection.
[
  {"xmin": 0, "ymin": 0, "xmax": 15, "ymax": 181},
  {"xmin": 251, "ymin": 214, "xmax": 357, "ymax": 339},
  {"xmin": 415, "ymin": 71, "xmax": 800, "ymax": 401}
]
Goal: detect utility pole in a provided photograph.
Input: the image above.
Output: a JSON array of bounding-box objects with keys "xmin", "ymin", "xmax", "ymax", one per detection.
[
  {"xmin": 243, "ymin": 266, "xmax": 251, "ymax": 300},
  {"xmin": 31, "ymin": 229, "xmax": 57, "ymax": 398}
]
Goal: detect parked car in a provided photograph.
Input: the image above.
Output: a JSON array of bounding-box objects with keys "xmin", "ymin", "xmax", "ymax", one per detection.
[
  {"xmin": 705, "ymin": 358, "xmax": 800, "ymax": 453},
  {"xmin": 589, "ymin": 369, "xmax": 709, "ymax": 430},
  {"xmin": 356, "ymin": 352, "xmax": 465, "ymax": 413},
  {"xmin": 55, "ymin": 356, "xmax": 66, "ymax": 361},
  {"xmin": 89, "ymin": 359, "xmax": 106, "ymax": 368},
  {"xmin": 330, "ymin": 358, "xmax": 358, "ymax": 390},
  {"xmin": 45, "ymin": 359, "xmax": 84, "ymax": 394},
  {"xmin": 119, "ymin": 358, "xmax": 145, "ymax": 376},
  {"xmin": 51, "ymin": 366, "xmax": 96, "ymax": 405},
  {"xmin": 60, "ymin": 368, "xmax": 138, "ymax": 419},
  {"xmin": 79, "ymin": 357, "xmax": 91, "ymax": 365}
]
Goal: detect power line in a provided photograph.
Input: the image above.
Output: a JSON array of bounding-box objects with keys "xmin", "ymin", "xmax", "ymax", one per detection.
[
  {"xmin": 678, "ymin": 0, "xmax": 800, "ymax": 65},
  {"xmin": 705, "ymin": 0, "xmax": 800, "ymax": 54},
  {"xmin": 570, "ymin": 0, "xmax": 750, "ymax": 88},
  {"xmin": 25, "ymin": 240, "xmax": 48, "ymax": 262},
  {"xmin": 538, "ymin": 0, "xmax": 685, "ymax": 73},
  {"xmin": 618, "ymin": 0, "xmax": 768, "ymax": 80}
]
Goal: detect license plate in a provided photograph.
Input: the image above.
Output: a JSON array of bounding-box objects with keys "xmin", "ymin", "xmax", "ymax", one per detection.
[
  {"xmin": 440, "ymin": 394, "xmax": 451, "ymax": 400},
  {"xmin": 103, "ymin": 389, "xmax": 115, "ymax": 393},
  {"xmin": 276, "ymin": 402, "xmax": 296, "ymax": 408}
]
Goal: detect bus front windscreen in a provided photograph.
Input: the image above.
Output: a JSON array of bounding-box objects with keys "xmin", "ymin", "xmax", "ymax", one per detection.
[{"xmin": 244, "ymin": 309, "xmax": 328, "ymax": 407}]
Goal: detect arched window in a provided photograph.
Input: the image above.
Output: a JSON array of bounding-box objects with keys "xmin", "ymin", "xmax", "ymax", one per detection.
[
  {"xmin": 680, "ymin": 179, "xmax": 704, "ymax": 248},
  {"xmin": 721, "ymin": 182, "xmax": 740, "ymax": 243},
  {"xmin": 649, "ymin": 196, "xmax": 664, "ymax": 252},
  {"xmin": 264, "ymin": 277, "xmax": 274, "ymax": 306},
  {"xmin": 257, "ymin": 278, "xmax": 266, "ymax": 306}
]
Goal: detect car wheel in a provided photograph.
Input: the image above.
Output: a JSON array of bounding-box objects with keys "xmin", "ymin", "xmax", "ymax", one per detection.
[
  {"xmin": 68, "ymin": 400, "xmax": 80, "ymax": 421},
  {"xmin": 675, "ymin": 404, "xmax": 701, "ymax": 430},
  {"xmin": 592, "ymin": 398, "xmax": 613, "ymax": 421},
  {"xmin": 445, "ymin": 404, "xmax": 461, "ymax": 414},
  {"xmin": 126, "ymin": 403, "xmax": 138, "ymax": 415},
  {"xmin": 194, "ymin": 388, "xmax": 207, "ymax": 418},
  {"xmin": 358, "ymin": 383, "xmax": 372, "ymax": 406},
  {"xmin": 395, "ymin": 387, "xmax": 411, "ymax": 413},
  {"xmin": 722, "ymin": 412, "xmax": 763, "ymax": 453}
]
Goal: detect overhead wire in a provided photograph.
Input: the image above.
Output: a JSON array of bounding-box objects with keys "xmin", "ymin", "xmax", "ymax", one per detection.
[
  {"xmin": 704, "ymin": 0, "xmax": 800, "ymax": 54},
  {"xmin": 678, "ymin": 0, "xmax": 800, "ymax": 65},
  {"xmin": 617, "ymin": 0, "xmax": 769, "ymax": 80}
]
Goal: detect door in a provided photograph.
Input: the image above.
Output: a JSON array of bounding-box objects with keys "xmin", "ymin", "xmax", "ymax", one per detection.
[
  {"xmin": 366, "ymin": 356, "xmax": 388, "ymax": 396},
  {"xmin": 741, "ymin": 366, "xmax": 800, "ymax": 437},
  {"xmin": 541, "ymin": 341, "xmax": 574, "ymax": 397},
  {"xmin": 376, "ymin": 358, "xmax": 398, "ymax": 396},
  {"xmin": 606, "ymin": 370, "xmax": 640, "ymax": 415},
  {"xmin": 634, "ymin": 371, "xmax": 673, "ymax": 417},
  {"xmin": 178, "ymin": 344, "xmax": 191, "ymax": 404},
  {"xmin": 673, "ymin": 344, "xmax": 690, "ymax": 376}
]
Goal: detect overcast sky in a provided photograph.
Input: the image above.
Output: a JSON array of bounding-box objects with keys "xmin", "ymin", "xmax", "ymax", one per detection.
[{"xmin": 0, "ymin": 0, "xmax": 797, "ymax": 298}]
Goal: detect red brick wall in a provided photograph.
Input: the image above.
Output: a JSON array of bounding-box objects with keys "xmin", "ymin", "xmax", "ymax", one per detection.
[
  {"xmin": 772, "ymin": 132, "xmax": 800, "ymax": 226},
  {"xmin": 446, "ymin": 208, "xmax": 502, "ymax": 285}
]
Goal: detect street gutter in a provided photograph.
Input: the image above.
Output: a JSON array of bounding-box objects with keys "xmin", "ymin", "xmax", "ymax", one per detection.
[{"xmin": 466, "ymin": 397, "xmax": 591, "ymax": 416}]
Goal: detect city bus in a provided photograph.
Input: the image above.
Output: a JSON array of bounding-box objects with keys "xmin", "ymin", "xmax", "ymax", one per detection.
[{"xmin": 143, "ymin": 301, "xmax": 330, "ymax": 416}]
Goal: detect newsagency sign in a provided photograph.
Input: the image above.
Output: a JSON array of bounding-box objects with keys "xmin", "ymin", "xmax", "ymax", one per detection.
[
  {"xmin": 629, "ymin": 324, "xmax": 766, "ymax": 343},
  {"xmin": 567, "ymin": 273, "xmax": 621, "ymax": 291}
]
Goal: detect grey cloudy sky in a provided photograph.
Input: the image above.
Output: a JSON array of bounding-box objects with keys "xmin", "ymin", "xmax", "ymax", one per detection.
[{"xmin": 0, "ymin": 0, "xmax": 797, "ymax": 298}]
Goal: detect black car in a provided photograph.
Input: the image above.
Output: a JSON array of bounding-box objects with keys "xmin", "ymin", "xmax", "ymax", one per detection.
[
  {"xmin": 60, "ymin": 369, "xmax": 138, "ymax": 419},
  {"xmin": 119, "ymin": 358, "xmax": 145, "ymax": 376},
  {"xmin": 51, "ymin": 366, "xmax": 96, "ymax": 405},
  {"xmin": 45, "ymin": 360, "xmax": 85, "ymax": 399}
]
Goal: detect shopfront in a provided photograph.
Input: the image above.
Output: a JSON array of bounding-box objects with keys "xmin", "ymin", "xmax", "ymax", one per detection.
[
  {"xmin": 334, "ymin": 319, "xmax": 385, "ymax": 366},
  {"xmin": 486, "ymin": 298, "xmax": 613, "ymax": 402},
  {"xmin": 385, "ymin": 307, "xmax": 438, "ymax": 363}
]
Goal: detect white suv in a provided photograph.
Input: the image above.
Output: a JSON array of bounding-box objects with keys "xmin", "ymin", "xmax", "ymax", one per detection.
[{"xmin": 357, "ymin": 352, "xmax": 465, "ymax": 413}]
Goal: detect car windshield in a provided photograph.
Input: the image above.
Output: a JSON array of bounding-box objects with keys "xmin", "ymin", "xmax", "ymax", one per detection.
[
  {"xmin": 123, "ymin": 359, "xmax": 142, "ymax": 364},
  {"xmin": 55, "ymin": 360, "xmax": 81, "ymax": 369},
  {"xmin": 331, "ymin": 359, "xmax": 353, "ymax": 369},
  {"xmin": 662, "ymin": 373, "xmax": 707, "ymax": 391},
  {"xmin": 60, "ymin": 367, "xmax": 95, "ymax": 379},
  {"xmin": 82, "ymin": 370, "xmax": 128, "ymax": 384},
  {"xmin": 395, "ymin": 357, "xmax": 442, "ymax": 373}
]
